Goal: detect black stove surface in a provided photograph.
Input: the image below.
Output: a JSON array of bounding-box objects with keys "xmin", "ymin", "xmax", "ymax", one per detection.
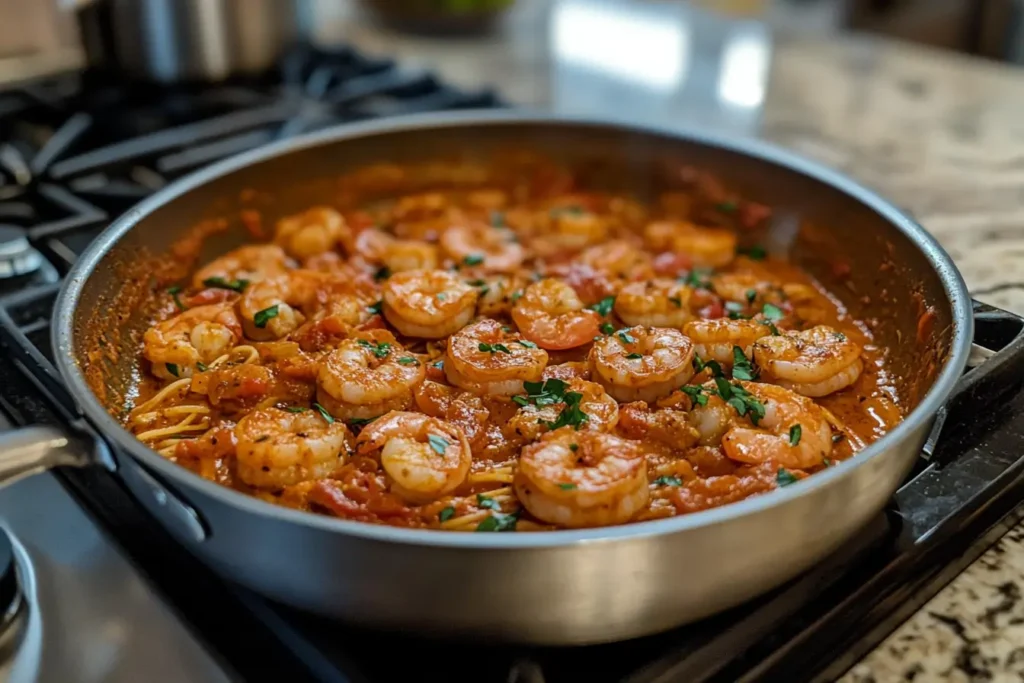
[{"xmin": 3, "ymin": 45, "xmax": 1024, "ymax": 683}]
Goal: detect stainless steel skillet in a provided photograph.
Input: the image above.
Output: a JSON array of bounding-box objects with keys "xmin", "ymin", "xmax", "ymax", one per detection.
[{"xmin": 0, "ymin": 111, "xmax": 1014, "ymax": 645}]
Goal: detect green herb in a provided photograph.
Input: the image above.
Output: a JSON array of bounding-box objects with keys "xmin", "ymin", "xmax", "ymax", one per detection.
[
  {"xmin": 478, "ymin": 342, "xmax": 511, "ymax": 355},
  {"xmin": 348, "ymin": 416, "xmax": 378, "ymax": 427},
  {"xmin": 511, "ymin": 395, "xmax": 530, "ymax": 407},
  {"xmin": 559, "ymin": 483, "xmax": 577, "ymax": 490},
  {"xmin": 510, "ymin": 290, "xmax": 523, "ymax": 303},
  {"xmin": 681, "ymin": 385, "xmax": 709, "ymax": 407},
  {"xmin": 284, "ymin": 406, "xmax": 307, "ymax": 413},
  {"xmin": 366, "ymin": 300, "xmax": 383, "ymax": 315},
  {"xmin": 202, "ymin": 276, "xmax": 249, "ymax": 292},
  {"xmin": 713, "ymin": 381, "xmax": 765, "ymax": 425},
  {"xmin": 165, "ymin": 363, "xmax": 179, "ymax": 378},
  {"xmin": 693, "ymin": 356, "xmax": 724, "ymax": 378},
  {"xmin": 625, "ymin": 352, "xmax": 644, "ymax": 360},
  {"xmin": 823, "ymin": 458, "xmax": 833, "ymax": 467},
  {"xmin": 716, "ymin": 200, "xmax": 737, "ymax": 213},
  {"xmin": 762, "ymin": 303, "xmax": 784, "ymax": 321},
  {"xmin": 766, "ymin": 321, "xmax": 781, "ymax": 336},
  {"xmin": 428, "ymin": 434, "xmax": 449, "ymax": 455},
  {"xmin": 668, "ymin": 296, "xmax": 682, "ymax": 308},
  {"xmin": 515, "ymin": 339, "xmax": 538, "ymax": 349},
  {"xmin": 569, "ymin": 443, "xmax": 579, "ymax": 452},
  {"xmin": 476, "ymin": 510, "xmax": 519, "ymax": 532},
  {"xmin": 600, "ymin": 322, "xmax": 615, "ymax": 335},
  {"xmin": 253, "ymin": 305, "xmax": 279, "ymax": 329},
  {"xmin": 489, "ymin": 210, "xmax": 505, "ymax": 227},
  {"xmin": 196, "ymin": 361, "xmax": 208, "ymax": 372},
  {"xmin": 519, "ymin": 378, "xmax": 569, "ymax": 407},
  {"xmin": 436, "ymin": 292, "xmax": 447, "ymax": 301},
  {"xmin": 439, "ymin": 506, "xmax": 456, "ymax": 522},
  {"xmin": 313, "ymin": 402, "xmax": 334, "ymax": 424},
  {"xmin": 746, "ymin": 289, "xmax": 757, "ymax": 304},
  {"xmin": 740, "ymin": 245, "xmax": 767, "ymax": 260},
  {"xmin": 776, "ymin": 468, "xmax": 798, "ymax": 487},
  {"xmin": 167, "ymin": 285, "xmax": 186, "ymax": 311},
  {"xmin": 398, "ymin": 357, "xmax": 419, "ymax": 365},
  {"xmin": 789, "ymin": 424, "xmax": 802, "ymax": 446},
  {"xmin": 467, "ymin": 279, "xmax": 490, "ymax": 296},
  {"xmin": 432, "ymin": 360, "xmax": 444, "ymax": 370},
  {"xmin": 542, "ymin": 390, "xmax": 590, "ymax": 431},
  {"xmin": 681, "ymin": 269, "xmax": 713, "ymax": 290},
  {"xmin": 835, "ymin": 332, "xmax": 847, "ymax": 341},
  {"xmin": 476, "ymin": 494, "xmax": 500, "ymax": 510},
  {"xmin": 357, "ymin": 339, "xmax": 392, "ymax": 359},
  {"xmin": 832, "ymin": 433, "xmax": 845, "ymax": 444},
  {"xmin": 617, "ymin": 330, "xmax": 637, "ymax": 345},
  {"xmin": 463, "ymin": 254, "xmax": 485, "ymax": 266},
  {"xmin": 653, "ymin": 475, "xmax": 683, "ymax": 487},
  {"xmin": 589, "ymin": 296, "xmax": 615, "ymax": 317},
  {"xmin": 374, "ymin": 266, "xmax": 391, "ymax": 281},
  {"xmin": 731, "ymin": 346, "xmax": 758, "ymax": 381}
]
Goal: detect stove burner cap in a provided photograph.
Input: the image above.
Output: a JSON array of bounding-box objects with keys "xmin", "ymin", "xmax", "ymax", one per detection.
[{"xmin": 0, "ymin": 225, "xmax": 42, "ymax": 278}]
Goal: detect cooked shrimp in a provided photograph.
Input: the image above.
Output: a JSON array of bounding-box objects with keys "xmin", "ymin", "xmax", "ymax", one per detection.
[
  {"xmin": 274, "ymin": 207, "xmax": 349, "ymax": 260},
  {"xmin": 316, "ymin": 333, "xmax": 427, "ymax": 421},
  {"xmin": 514, "ymin": 429, "xmax": 649, "ymax": 528},
  {"xmin": 192, "ymin": 244, "xmax": 293, "ymax": 289},
  {"xmin": 474, "ymin": 274, "xmax": 528, "ymax": 318},
  {"xmin": 508, "ymin": 378, "xmax": 619, "ymax": 442},
  {"xmin": 381, "ymin": 269, "xmax": 478, "ymax": 339},
  {"xmin": 143, "ymin": 303, "xmax": 241, "ymax": 380},
  {"xmin": 445, "ymin": 319, "xmax": 549, "ymax": 396},
  {"xmin": 531, "ymin": 207, "xmax": 610, "ymax": 257},
  {"xmin": 644, "ymin": 221, "xmax": 737, "ymax": 268},
  {"xmin": 590, "ymin": 326, "xmax": 695, "ymax": 402},
  {"xmin": 235, "ymin": 407, "xmax": 350, "ymax": 490},
  {"xmin": 710, "ymin": 273, "xmax": 783, "ymax": 306},
  {"xmin": 578, "ymin": 240, "xmax": 653, "ymax": 280},
  {"xmin": 440, "ymin": 221, "xmax": 525, "ymax": 273},
  {"xmin": 381, "ymin": 238, "xmax": 439, "ymax": 273},
  {"xmin": 618, "ymin": 402, "xmax": 700, "ymax": 451},
  {"xmin": 356, "ymin": 411, "xmax": 471, "ymax": 504},
  {"xmin": 753, "ymin": 325, "xmax": 863, "ymax": 397},
  {"xmin": 683, "ymin": 318, "xmax": 773, "ymax": 366},
  {"xmin": 615, "ymin": 279, "xmax": 694, "ymax": 328},
  {"xmin": 721, "ymin": 382, "xmax": 833, "ymax": 469},
  {"xmin": 237, "ymin": 269, "xmax": 368, "ymax": 341},
  {"xmin": 511, "ymin": 279, "xmax": 601, "ymax": 350}
]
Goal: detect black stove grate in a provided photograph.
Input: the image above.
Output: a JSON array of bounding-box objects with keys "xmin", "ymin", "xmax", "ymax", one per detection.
[{"xmin": 3, "ymin": 44, "xmax": 1024, "ymax": 683}]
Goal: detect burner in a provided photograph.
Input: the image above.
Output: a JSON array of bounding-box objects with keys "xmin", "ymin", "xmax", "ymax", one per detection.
[
  {"xmin": 0, "ymin": 225, "xmax": 42, "ymax": 278},
  {"xmin": 0, "ymin": 528, "xmax": 24, "ymax": 661}
]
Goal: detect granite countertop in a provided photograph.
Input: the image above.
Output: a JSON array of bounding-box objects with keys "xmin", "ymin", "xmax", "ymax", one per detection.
[{"xmin": 323, "ymin": 2, "xmax": 1024, "ymax": 680}]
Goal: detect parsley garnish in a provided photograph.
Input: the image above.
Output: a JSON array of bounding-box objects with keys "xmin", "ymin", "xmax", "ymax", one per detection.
[
  {"xmin": 653, "ymin": 475, "xmax": 682, "ymax": 487},
  {"xmin": 569, "ymin": 443, "xmax": 579, "ymax": 452},
  {"xmin": 746, "ymin": 289, "xmax": 757, "ymax": 304},
  {"xmin": 681, "ymin": 385, "xmax": 709, "ymax": 406},
  {"xmin": 202, "ymin": 276, "xmax": 249, "ymax": 292},
  {"xmin": 714, "ymin": 380, "xmax": 765, "ymax": 425},
  {"xmin": 284, "ymin": 406, "xmax": 307, "ymax": 413},
  {"xmin": 436, "ymin": 292, "xmax": 447, "ymax": 301},
  {"xmin": 617, "ymin": 330, "xmax": 637, "ymax": 345},
  {"xmin": 625, "ymin": 352, "xmax": 644, "ymax": 360},
  {"xmin": 432, "ymin": 360, "xmax": 444, "ymax": 370},
  {"xmin": 835, "ymin": 332, "xmax": 847, "ymax": 341},
  {"xmin": 167, "ymin": 285, "xmax": 186, "ymax": 311},
  {"xmin": 427, "ymin": 434, "xmax": 449, "ymax": 455},
  {"xmin": 398, "ymin": 357, "xmax": 419, "ymax": 365},
  {"xmin": 777, "ymin": 468, "xmax": 798, "ymax": 486},
  {"xmin": 518, "ymin": 378, "xmax": 569, "ymax": 407},
  {"xmin": 559, "ymin": 483, "xmax": 577, "ymax": 490},
  {"xmin": 463, "ymin": 254, "xmax": 485, "ymax": 266},
  {"xmin": 740, "ymin": 245, "xmax": 767, "ymax": 260},
  {"xmin": 439, "ymin": 506, "xmax": 456, "ymax": 522},
  {"xmin": 515, "ymin": 379, "xmax": 590, "ymax": 430},
  {"xmin": 348, "ymin": 416, "xmax": 377, "ymax": 427},
  {"xmin": 165, "ymin": 363, "xmax": 179, "ymax": 378},
  {"xmin": 195, "ymin": 361, "xmax": 208, "ymax": 372},
  {"xmin": 766, "ymin": 321, "xmax": 781, "ymax": 336},
  {"xmin": 600, "ymin": 322, "xmax": 615, "ymax": 335},
  {"xmin": 515, "ymin": 339, "xmax": 538, "ymax": 349},
  {"xmin": 374, "ymin": 266, "xmax": 391, "ymax": 281},
  {"xmin": 823, "ymin": 457, "xmax": 833, "ymax": 467},
  {"xmin": 681, "ymin": 269, "xmax": 713, "ymax": 290},
  {"xmin": 253, "ymin": 305, "xmax": 279, "ymax": 328},
  {"xmin": 589, "ymin": 296, "xmax": 615, "ymax": 317},
  {"xmin": 543, "ymin": 391, "xmax": 589, "ymax": 431},
  {"xmin": 477, "ymin": 494, "xmax": 500, "ymax": 510},
  {"xmin": 668, "ymin": 296, "xmax": 682, "ymax": 308},
  {"xmin": 789, "ymin": 424, "xmax": 802, "ymax": 446},
  {"xmin": 476, "ymin": 511, "xmax": 519, "ymax": 532},
  {"xmin": 479, "ymin": 342, "xmax": 511, "ymax": 354},
  {"xmin": 731, "ymin": 346, "xmax": 758, "ymax": 381},
  {"xmin": 357, "ymin": 339, "xmax": 392, "ymax": 359},
  {"xmin": 693, "ymin": 356, "xmax": 724, "ymax": 378},
  {"xmin": 366, "ymin": 300, "xmax": 383, "ymax": 315},
  {"xmin": 762, "ymin": 303, "xmax": 784, "ymax": 321},
  {"xmin": 312, "ymin": 402, "xmax": 334, "ymax": 424}
]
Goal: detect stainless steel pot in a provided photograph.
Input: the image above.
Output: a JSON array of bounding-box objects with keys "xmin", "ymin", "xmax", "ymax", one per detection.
[
  {"xmin": 0, "ymin": 112, "xmax": 1011, "ymax": 645},
  {"xmin": 75, "ymin": 0, "xmax": 316, "ymax": 83}
]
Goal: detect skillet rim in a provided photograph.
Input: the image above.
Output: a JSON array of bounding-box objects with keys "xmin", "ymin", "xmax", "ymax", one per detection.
[{"xmin": 53, "ymin": 109, "xmax": 973, "ymax": 549}]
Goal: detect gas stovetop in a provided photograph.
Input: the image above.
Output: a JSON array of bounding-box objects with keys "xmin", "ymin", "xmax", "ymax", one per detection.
[{"xmin": 2, "ymin": 44, "xmax": 1024, "ymax": 683}]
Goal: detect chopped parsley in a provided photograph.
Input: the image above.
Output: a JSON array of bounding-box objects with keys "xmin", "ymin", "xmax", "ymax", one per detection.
[
  {"xmin": 746, "ymin": 289, "xmax": 757, "ymax": 304},
  {"xmin": 762, "ymin": 303, "xmax": 784, "ymax": 321},
  {"xmin": 439, "ymin": 506, "xmax": 456, "ymax": 522},
  {"xmin": 776, "ymin": 468, "xmax": 798, "ymax": 487},
  {"xmin": 510, "ymin": 291, "xmax": 523, "ymax": 303},
  {"xmin": 348, "ymin": 416, "xmax": 378, "ymax": 427},
  {"xmin": 202, "ymin": 276, "xmax": 249, "ymax": 292},
  {"xmin": 357, "ymin": 339, "xmax": 392, "ymax": 359},
  {"xmin": 515, "ymin": 339, "xmax": 538, "ymax": 349},
  {"xmin": 823, "ymin": 457, "xmax": 833, "ymax": 467},
  {"xmin": 589, "ymin": 296, "xmax": 615, "ymax": 317},
  {"xmin": 766, "ymin": 321, "xmax": 781, "ymax": 336},
  {"xmin": 467, "ymin": 279, "xmax": 490, "ymax": 296},
  {"xmin": 625, "ymin": 352, "xmax": 644, "ymax": 360},
  {"xmin": 165, "ymin": 363, "xmax": 179, "ymax": 378},
  {"xmin": 789, "ymin": 424, "xmax": 802, "ymax": 446},
  {"xmin": 514, "ymin": 379, "xmax": 590, "ymax": 430},
  {"xmin": 542, "ymin": 391, "xmax": 589, "ymax": 431},
  {"xmin": 476, "ymin": 494, "xmax": 500, "ymax": 510},
  {"xmin": 569, "ymin": 443, "xmax": 579, "ymax": 452},
  {"xmin": 668, "ymin": 296, "xmax": 682, "ymax": 308},
  {"xmin": 714, "ymin": 379, "xmax": 765, "ymax": 425},
  {"xmin": 600, "ymin": 322, "xmax": 615, "ymax": 335},
  {"xmin": 432, "ymin": 359, "xmax": 445, "ymax": 371},
  {"xmin": 463, "ymin": 254, "xmax": 485, "ymax": 266},
  {"xmin": 653, "ymin": 475, "xmax": 683, "ymax": 487},
  {"xmin": 681, "ymin": 269, "xmax": 713, "ymax": 290},
  {"xmin": 313, "ymin": 402, "xmax": 334, "ymax": 424},
  {"xmin": 559, "ymin": 483, "xmax": 577, "ymax": 490},
  {"xmin": 617, "ymin": 330, "xmax": 637, "ymax": 345},
  {"xmin": 476, "ymin": 511, "xmax": 519, "ymax": 532},
  {"xmin": 366, "ymin": 300, "xmax": 383, "ymax": 315},
  {"xmin": 436, "ymin": 292, "xmax": 447, "ymax": 301},
  {"xmin": 681, "ymin": 385, "xmax": 709, "ymax": 407},
  {"xmin": 731, "ymin": 346, "xmax": 758, "ymax": 381},
  {"xmin": 835, "ymin": 331, "xmax": 847, "ymax": 341},
  {"xmin": 478, "ymin": 342, "xmax": 511, "ymax": 354},
  {"xmin": 740, "ymin": 245, "xmax": 767, "ymax": 261},
  {"xmin": 374, "ymin": 266, "xmax": 391, "ymax": 281},
  {"xmin": 693, "ymin": 356, "xmax": 724, "ymax": 378},
  {"xmin": 427, "ymin": 434, "xmax": 449, "ymax": 455},
  {"xmin": 283, "ymin": 406, "xmax": 307, "ymax": 413},
  {"xmin": 398, "ymin": 357, "xmax": 419, "ymax": 365},
  {"xmin": 253, "ymin": 305, "xmax": 279, "ymax": 329},
  {"xmin": 195, "ymin": 361, "xmax": 208, "ymax": 373},
  {"xmin": 167, "ymin": 285, "xmax": 186, "ymax": 311}
]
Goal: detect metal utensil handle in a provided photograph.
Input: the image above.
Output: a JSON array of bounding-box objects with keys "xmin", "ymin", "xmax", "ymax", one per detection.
[{"xmin": 0, "ymin": 426, "xmax": 102, "ymax": 488}]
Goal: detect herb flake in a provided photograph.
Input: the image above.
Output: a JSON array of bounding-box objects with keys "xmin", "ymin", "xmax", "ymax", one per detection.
[
  {"xmin": 777, "ymin": 468, "xmax": 798, "ymax": 487},
  {"xmin": 789, "ymin": 424, "xmax": 802, "ymax": 446},
  {"xmin": 731, "ymin": 346, "xmax": 758, "ymax": 381},
  {"xmin": 313, "ymin": 402, "xmax": 334, "ymax": 424},
  {"xmin": 589, "ymin": 296, "xmax": 615, "ymax": 317},
  {"xmin": 202, "ymin": 276, "xmax": 249, "ymax": 292},
  {"xmin": 653, "ymin": 475, "xmax": 682, "ymax": 487},
  {"xmin": 427, "ymin": 434, "xmax": 449, "ymax": 455},
  {"xmin": 253, "ymin": 305, "xmax": 279, "ymax": 329}
]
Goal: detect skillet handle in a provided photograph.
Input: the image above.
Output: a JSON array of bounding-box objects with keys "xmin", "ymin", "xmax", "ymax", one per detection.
[
  {"xmin": 0, "ymin": 426, "xmax": 112, "ymax": 488},
  {"xmin": 923, "ymin": 299, "xmax": 1024, "ymax": 459}
]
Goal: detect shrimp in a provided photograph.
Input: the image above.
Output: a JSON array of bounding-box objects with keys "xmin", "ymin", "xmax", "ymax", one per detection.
[
  {"xmin": 614, "ymin": 279, "xmax": 694, "ymax": 328},
  {"xmin": 683, "ymin": 318, "xmax": 773, "ymax": 366},
  {"xmin": 590, "ymin": 326, "xmax": 695, "ymax": 402},
  {"xmin": 722, "ymin": 382, "xmax": 833, "ymax": 469},
  {"xmin": 192, "ymin": 244, "xmax": 293, "ymax": 289},
  {"xmin": 617, "ymin": 402, "xmax": 700, "ymax": 451},
  {"xmin": 274, "ymin": 207, "xmax": 350, "ymax": 260},
  {"xmin": 356, "ymin": 411, "xmax": 471, "ymax": 504},
  {"xmin": 710, "ymin": 273, "xmax": 784, "ymax": 306},
  {"xmin": 511, "ymin": 279, "xmax": 601, "ymax": 350},
  {"xmin": 474, "ymin": 274, "xmax": 529, "ymax": 318},
  {"xmin": 440, "ymin": 221, "xmax": 525, "ymax": 273},
  {"xmin": 143, "ymin": 303, "xmax": 242, "ymax": 380},
  {"xmin": 530, "ymin": 207, "xmax": 610, "ymax": 257},
  {"xmin": 578, "ymin": 240, "xmax": 653, "ymax": 280},
  {"xmin": 237, "ymin": 269, "xmax": 369, "ymax": 341},
  {"xmin": 381, "ymin": 269, "xmax": 478, "ymax": 339},
  {"xmin": 235, "ymin": 407, "xmax": 350, "ymax": 490},
  {"xmin": 316, "ymin": 333, "xmax": 427, "ymax": 421},
  {"xmin": 508, "ymin": 378, "xmax": 619, "ymax": 442},
  {"xmin": 644, "ymin": 221, "xmax": 737, "ymax": 268},
  {"xmin": 445, "ymin": 319, "xmax": 549, "ymax": 396},
  {"xmin": 381, "ymin": 238, "xmax": 439, "ymax": 273},
  {"xmin": 514, "ymin": 429, "xmax": 649, "ymax": 528},
  {"xmin": 752, "ymin": 325, "xmax": 863, "ymax": 397}
]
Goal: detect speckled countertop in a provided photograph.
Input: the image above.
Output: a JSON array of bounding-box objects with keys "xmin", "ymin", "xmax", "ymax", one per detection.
[{"xmin": 317, "ymin": 1, "xmax": 1024, "ymax": 680}]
